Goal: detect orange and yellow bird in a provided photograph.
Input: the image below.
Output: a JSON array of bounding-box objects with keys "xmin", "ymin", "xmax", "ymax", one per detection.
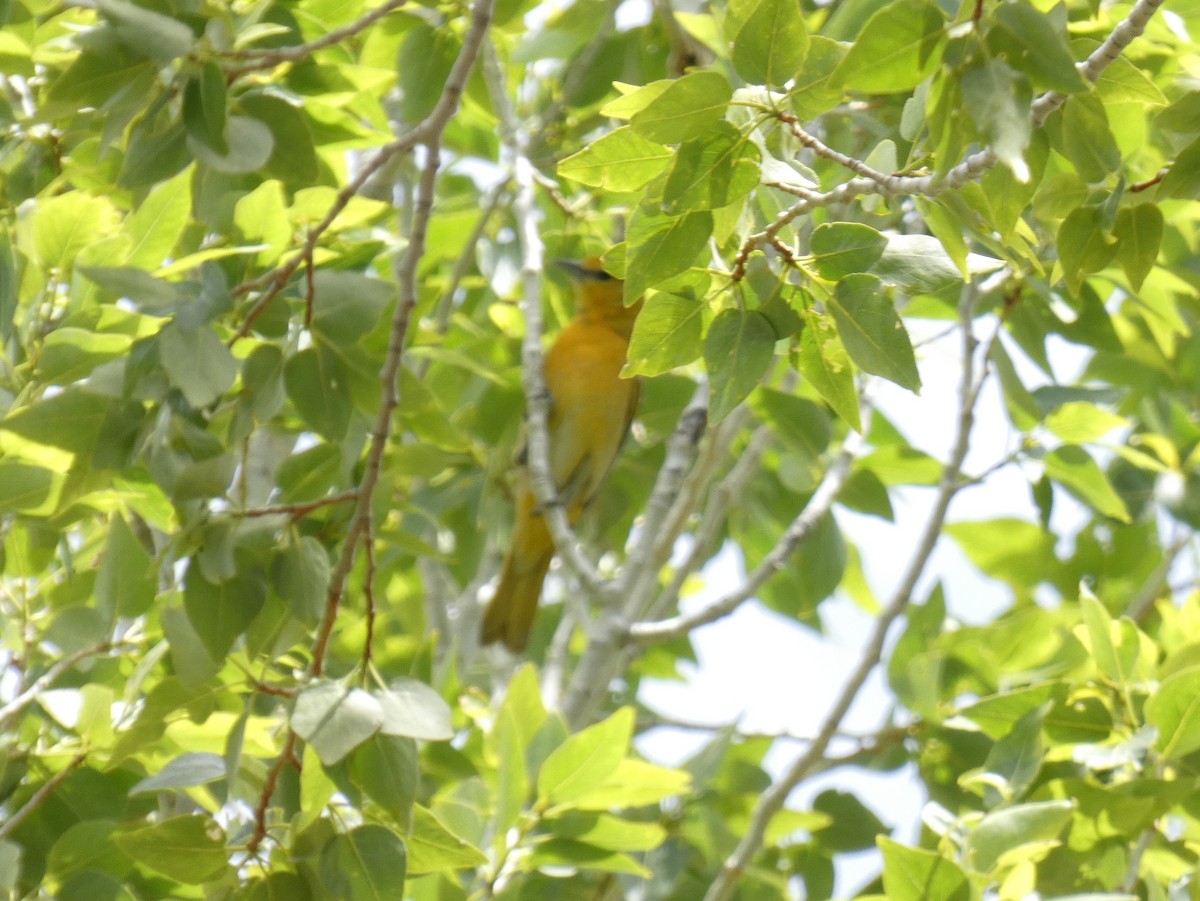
[{"xmin": 481, "ymin": 258, "xmax": 642, "ymax": 653}]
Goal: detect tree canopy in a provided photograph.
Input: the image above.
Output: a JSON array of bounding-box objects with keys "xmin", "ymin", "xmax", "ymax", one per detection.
[{"xmin": 1, "ymin": 0, "xmax": 1198, "ymax": 897}]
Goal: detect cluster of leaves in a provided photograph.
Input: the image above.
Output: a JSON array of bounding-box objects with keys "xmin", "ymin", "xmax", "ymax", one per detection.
[{"xmin": 0, "ymin": 0, "xmax": 1197, "ymax": 896}]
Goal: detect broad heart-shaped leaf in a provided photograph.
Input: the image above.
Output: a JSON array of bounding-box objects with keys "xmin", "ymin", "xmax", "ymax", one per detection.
[
  {"xmin": 872, "ymin": 234, "xmax": 1003, "ymax": 293},
  {"xmin": 319, "ymin": 824, "xmax": 407, "ymax": 901},
  {"xmin": 406, "ymin": 805, "xmax": 488, "ymax": 875},
  {"xmin": 349, "ymin": 735, "xmax": 418, "ymax": 829},
  {"xmin": 187, "ymin": 115, "xmax": 273, "ymax": 175},
  {"xmin": 1057, "ymin": 206, "xmax": 1117, "ymax": 296},
  {"xmin": 962, "ymin": 59, "xmax": 1032, "ymax": 182},
  {"xmin": 630, "ymin": 70, "xmax": 732, "ymax": 143},
  {"xmin": 182, "ymin": 558, "xmax": 267, "ymax": 663},
  {"xmin": 1160, "ymin": 135, "xmax": 1200, "ymax": 200},
  {"xmin": 833, "ymin": 0, "xmax": 947, "ymax": 93},
  {"xmin": 704, "ymin": 309, "xmax": 776, "ymax": 423},
  {"xmin": 558, "ymin": 126, "xmax": 673, "ymax": 190},
  {"xmin": 129, "ymin": 752, "xmax": 226, "ymax": 795},
  {"xmin": 284, "ymin": 345, "xmax": 352, "ymax": 441},
  {"xmin": 798, "ymin": 307, "xmax": 861, "ymax": 432},
  {"xmin": 97, "ymin": 0, "xmax": 195, "ymax": 63},
  {"xmin": 810, "ymin": 222, "xmax": 886, "ymax": 280},
  {"xmin": 966, "ymin": 800, "xmax": 1073, "ymax": 874},
  {"xmin": 537, "ymin": 707, "xmax": 634, "ymax": 808},
  {"xmin": 272, "ymin": 534, "xmax": 330, "ymax": 625},
  {"xmin": 624, "ymin": 209, "xmax": 712, "ymax": 300},
  {"xmin": 376, "ymin": 678, "xmax": 453, "ymax": 740},
  {"xmin": 310, "ymin": 270, "xmax": 393, "ymax": 345},
  {"xmin": 182, "ymin": 62, "xmax": 228, "ymax": 155},
  {"xmin": 989, "ymin": 3, "xmax": 1087, "ymax": 94},
  {"xmin": 112, "ymin": 814, "xmax": 230, "ymax": 884},
  {"xmin": 663, "ymin": 122, "xmax": 761, "ymax": 212},
  {"xmin": 1113, "ymin": 204, "xmax": 1163, "ymax": 291},
  {"xmin": 122, "ymin": 165, "xmax": 192, "ymax": 269},
  {"xmin": 1147, "ymin": 666, "xmax": 1200, "ymax": 759},
  {"xmin": 731, "ymin": 0, "xmax": 808, "ymax": 88},
  {"xmin": 159, "ymin": 322, "xmax": 238, "ymax": 408},
  {"xmin": 292, "ymin": 681, "xmax": 383, "ymax": 766},
  {"xmin": 826, "ymin": 274, "xmax": 920, "ymax": 393},
  {"xmin": 33, "ymin": 191, "xmax": 117, "ymax": 270},
  {"xmin": 625, "ymin": 289, "xmax": 704, "ymax": 376},
  {"xmin": 1044, "ymin": 445, "xmax": 1130, "ymax": 521},
  {"xmin": 879, "ymin": 836, "xmax": 970, "ymax": 901}
]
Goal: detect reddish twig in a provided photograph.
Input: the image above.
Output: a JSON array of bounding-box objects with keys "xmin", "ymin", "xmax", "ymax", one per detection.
[
  {"xmin": 236, "ymin": 490, "xmax": 360, "ymax": 522},
  {"xmin": 1130, "ymin": 168, "xmax": 1168, "ymax": 192},
  {"xmin": 247, "ymin": 731, "xmax": 299, "ymax": 853}
]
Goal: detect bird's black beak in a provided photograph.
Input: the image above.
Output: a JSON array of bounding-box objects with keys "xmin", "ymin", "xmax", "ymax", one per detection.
[{"xmin": 553, "ymin": 258, "xmax": 616, "ymax": 282}]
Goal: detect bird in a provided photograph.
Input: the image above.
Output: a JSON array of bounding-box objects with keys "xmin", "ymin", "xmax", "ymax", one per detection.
[{"xmin": 480, "ymin": 257, "xmax": 643, "ymax": 653}]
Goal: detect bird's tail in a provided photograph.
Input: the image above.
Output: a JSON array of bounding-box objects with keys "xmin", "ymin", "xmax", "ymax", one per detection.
[{"xmin": 481, "ymin": 514, "xmax": 553, "ymax": 653}]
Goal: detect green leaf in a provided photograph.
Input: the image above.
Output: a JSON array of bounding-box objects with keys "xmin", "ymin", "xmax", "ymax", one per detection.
[
  {"xmin": 311, "ymin": 271, "xmax": 393, "ymax": 345},
  {"xmin": 112, "ymin": 815, "xmax": 229, "ymax": 884},
  {"xmin": 1160, "ymin": 135, "xmax": 1200, "ymax": 200},
  {"xmin": 129, "ymin": 752, "xmax": 226, "ymax": 795},
  {"xmin": 182, "ymin": 63, "xmax": 228, "ymax": 154},
  {"xmin": 399, "ymin": 25, "xmax": 459, "ymax": 122},
  {"xmin": 962, "ymin": 59, "xmax": 1032, "ymax": 182},
  {"xmin": 879, "ymin": 836, "xmax": 970, "ymax": 901},
  {"xmin": 123, "ymin": 166, "xmax": 192, "ymax": 269},
  {"xmin": 630, "ymin": 71, "xmax": 732, "ymax": 143},
  {"xmin": 1147, "ymin": 666, "xmax": 1200, "ymax": 759},
  {"xmin": 1113, "ymin": 204, "xmax": 1162, "ymax": 291},
  {"xmin": 826, "ymin": 274, "xmax": 920, "ymax": 393},
  {"xmin": 663, "ymin": 122, "xmax": 761, "ymax": 212},
  {"xmin": 96, "ymin": 514, "xmax": 155, "ymax": 620},
  {"xmin": 704, "ymin": 309, "xmax": 776, "ymax": 423},
  {"xmin": 625, "ymin": 289, "xmax": 704, "ymax": 376},
  {"xmin": 798, "ymin": 308, "xmax": 861, "ymax": 432},
  {"xmin": 814, "ymin": 790, "xmax": 887, "ymax": 852},
  {"xmin": 376, "ymin": 678, "xmax": 453, "ymax": 741},
  {"xmin": 406, "ymin": 805, "xmax": 487, "ymax": 874},
  {"xmin": 525, "ymin": 840, "xmax": 650, "ymax": 877},
  {"xmin": 79, "ymin": 266, "xmax": 181, "ymax": 310},
  {"xmin": 233, "ymin": 180, "xmax": 291, "ymax": 267},
  {"xmin": 570, "ymin": 758, "xmax": 692, "ymax": 809},
  {"xmin": 873, "ymin": 234, "xmax": 1003, "ymax": 293},
  {"xmin": 1057, "ymin": 97, "xmax": 1121, "ymax": 183},
  {"xmin": 33, "ymin": 192, "xmax": 116, "ymax": 270},
  {"xmin": 967, "ymin": 800, "xmax": 1073, "ymax": 873},
  {"xmin": 1044, "ymin": 445, "xmax": 1129, "ymax": 521},
  {"xmin": 319, "ymin": 825, "xmax": 406, "ymax": 901},
  {"xmin": 272, "ymin": 535, "xmax": 330, "ymax": 625},
  {"xmin": 731, "ymin": 0, "xmax": 808, "ymax": 88},
  {"xmin": 97, "ymin": 0, "xmax": 195, "ymax": 62},
  {"xmin": 989, "ymin": 4, "xmax": 1087, "ymax": 93},
  {"xmin": 1044, "ymin": 401, "xmax": 1127, "ymax": 444},
  {"xmin": 188, "ymin": 116, "xmax": 274, "ymax": 175},
  {"xmin": 350, "ymin": 735, "xmax": 418, "ymax": 829},
  {"xmin": 37, "ymin": 328, "xmax": 132, "ymax": 385},
  {"xmin": 159, "ymin": 323, "xmax": 238, "ymax": 408},
  {"xmin": 1079, "ymin": 590, "xmax": 1124, "ymax": 685},
  {"xmin": 810, "ymin": 222, "xmax": 886, "ymax": 280},
  {"xmin": 751, "ymin": 389, "xmax": 830, "ymax": 460},
  {"xmin": 183, "ymin": 560, "xmax": 267, "ymax": 662},
  {"xmin": 0, "ymin": 461, "xmax": 56, "ymax": 513},
  {"xmin": 1057, "ymin": 206, "xmax": 1117, "ymax": 296},
  {"xmin": 292, "ymin": 681, "xmax": 384, "ymax": 766},
  {"xmin": 285, "ymin": 346, "xmax": 352, "ymax": 440},
  {"xmin": 545, "ymin": 811, "xmax": 666, "ymax": 852},
  {"xmin": 0, "ymin": 389, "xmax": 142, "ymax": 470},
  {"xmin": 947, "ymin": 519, "xmax": 1059, "ymax": 591},
  {"xmin": 557, "ymin": 127, "xmax": 674, "ymax": 190},
  {"xmin": 833, "ymin": 0, "xmax": 946, "ymax": 93},
  {"xmin": 238, "ymin": 93, "xmax": 321, "ymax": 187},
  {"xmin": 791, "ymin": 36, "xmax": 849, "ymax": 119},
  {"xmin": 624, "ymin": 209, "xmax": 712, "ymax": 300},
  {"xmin": 537, "ymin": 707, "xmax": 634, "ymax": 807}
]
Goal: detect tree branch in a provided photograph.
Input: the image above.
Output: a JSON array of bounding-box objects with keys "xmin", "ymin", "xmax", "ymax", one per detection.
[
  {"xmin": 701, "ymin": 289, "xmax": 988, "ymax": 901},
  {"xmin": 0, "ymin": 641, "xmax": 121, "ymax": 729},
  {"xmin": 0, "ymin": 751, "xmax": 89, "ymax": 841}
]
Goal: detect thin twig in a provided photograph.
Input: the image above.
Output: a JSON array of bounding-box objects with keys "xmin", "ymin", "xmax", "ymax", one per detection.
[
  {"xmin": 701, "ymin": 288, "xmax": 988, "ymax": 901},
  {"xmin": 0, "ymin": 751, "xmax": 88, "ymax": 841},
  {"xmin": 235, "ymin": 491, "xmax": 359, "ymax": 521},
  {"xmin": 224, "ymin": 0, "xmax": 410, "ymax": 75},
  {"xmin": 632, "ymin": 425, "xmax": 867, "ymax": 644},
  {"xmin": 0, "ymin": 642, "xmax": 118, "ymax": 728}
]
